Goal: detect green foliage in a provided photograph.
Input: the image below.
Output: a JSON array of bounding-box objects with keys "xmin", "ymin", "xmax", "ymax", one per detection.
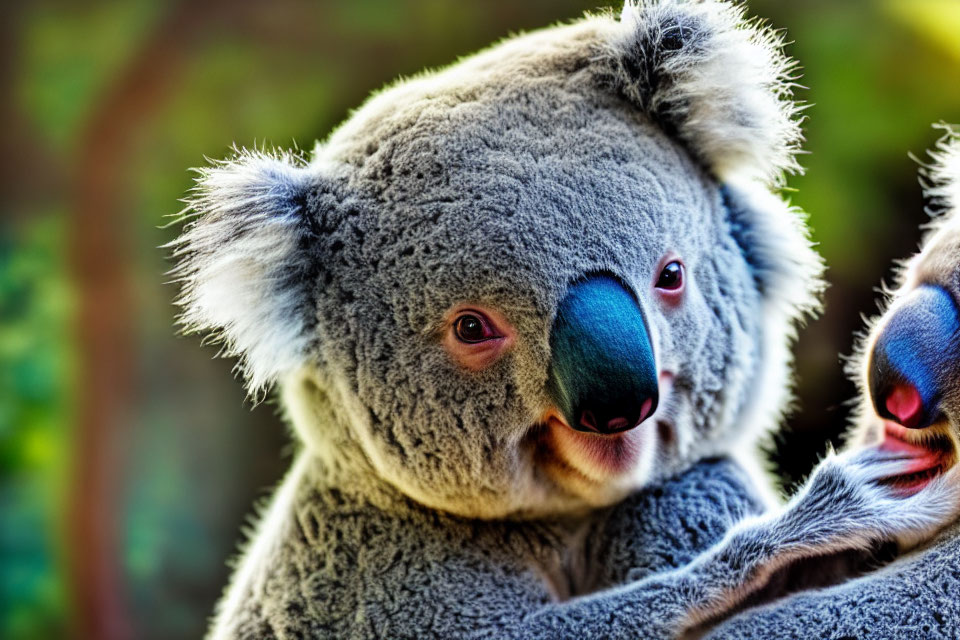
[
  {"xmin": 0, "ymin": 215, "xmax": 71, "ymax": 640},
  {"xmin": 18, "ymin": 0, "xmax": 161, "ymax": 152}
]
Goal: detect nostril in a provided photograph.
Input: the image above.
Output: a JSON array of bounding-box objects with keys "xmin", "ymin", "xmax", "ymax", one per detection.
[
  {"xmin": 606, "ymin": 417, "xmax": 630, "ymax": 432},
  {"xmin": 885, "ymin": 383, "xmax": 923, "ymax": 428},
  {"xmin": 639, "ymin": 397, "xmax": 654, "ymax": 423},
  {"xmin": 579, "ymin": 411, "xmax": 599, "ymax": 433}
]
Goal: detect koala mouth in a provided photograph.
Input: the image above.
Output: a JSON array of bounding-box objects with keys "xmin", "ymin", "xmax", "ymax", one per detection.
[
  {"xmin": 534, "ymin": 373, "xmax": 676, "ymax": 492},
  {"xmin": 542, "ymin": 415, "xmax": 647, "ymax": 479},
  {"xmin": 879, "ymin": 421, "xmax": 956, "ymax": 495}
]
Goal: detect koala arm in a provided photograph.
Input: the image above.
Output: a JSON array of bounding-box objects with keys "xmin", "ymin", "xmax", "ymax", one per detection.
[
  {"xmin": 703, "ymin": 518, "xmax": 960, "ymax": 640},
  {"xmin": 503, "ymin": 447, "xmax": 960, "ymax": 640}
]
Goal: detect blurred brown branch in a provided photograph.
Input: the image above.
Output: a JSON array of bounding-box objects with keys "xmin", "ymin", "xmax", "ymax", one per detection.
[{"xmin": 67, "ymin": 1, "xmax": 237, "ymax": 638}]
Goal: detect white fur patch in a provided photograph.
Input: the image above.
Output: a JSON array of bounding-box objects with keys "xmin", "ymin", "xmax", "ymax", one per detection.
[
  {"xmin": 606, "ymin": 0, "xmax": 804, "ymax": 186},
  {"xmin": 925, "ymin": 125, "xmax": 960, "ymax": 215},
  {"xmin": 724, "ymin": 179, "xmax": 825, "ymax": 448},
  {"xmin": 169, "ymin": 148, "xmax": 314, "ymax": 396}
]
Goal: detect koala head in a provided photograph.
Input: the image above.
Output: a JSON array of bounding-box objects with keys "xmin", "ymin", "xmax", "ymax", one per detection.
[
  {"xmin": 854, "ymin": 127, "xmax": 960, "ymax": 492},
  {"xmin": 172, "ymin": 1, "xmax": 822, "ymax": 518}
]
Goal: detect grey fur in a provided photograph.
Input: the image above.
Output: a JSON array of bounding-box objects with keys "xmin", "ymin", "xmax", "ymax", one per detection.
[
  {"xmin": 168, "ymin": 2, "xmax": 959, "ymax": 638},
  {"xmin": 216, "ymin": 456, "xmax": 765, "ymax": 638},
  {"xmin": 210, "ymin": 446, "xmax": 960, "ymax": 639}
]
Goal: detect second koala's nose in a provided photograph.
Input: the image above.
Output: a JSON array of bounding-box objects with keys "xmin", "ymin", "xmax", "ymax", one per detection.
[
  {"xmin": 869, "ymin": 285, "xmax": 960, "ymax": 428},
  {"xmin": 547, "ymin": 274, "xmax": 658, "ymax": 435}
]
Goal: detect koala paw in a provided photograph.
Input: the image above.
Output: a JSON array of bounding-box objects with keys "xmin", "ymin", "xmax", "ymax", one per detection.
[{"xmin": 780, "ymin": 446, "xmax": 960, "ymax": 552}]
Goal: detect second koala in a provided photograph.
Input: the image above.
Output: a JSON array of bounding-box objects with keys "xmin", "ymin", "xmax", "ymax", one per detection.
[{"xmin": 705, "ymin": 131, "xmax": 960, "ymax": 640}]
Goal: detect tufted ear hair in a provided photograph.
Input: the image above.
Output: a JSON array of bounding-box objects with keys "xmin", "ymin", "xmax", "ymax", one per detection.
[
  {"xmin": 715, "ymin": 178, "xmax": 824, "ymax": 446},
  {"xmin": 169, "ymin": 148, "xmax": 328, "ymax": 397},
  {"xmin": 720, "ymin": 180, "xmax": 824, "ymax": 322},
  {"xmin": 922, "ymin": 125, "xmax": 960, "ymax": 217},
  {"xmin": 600, "ymin": 0, "xmax": 803, "ymax": 187}
]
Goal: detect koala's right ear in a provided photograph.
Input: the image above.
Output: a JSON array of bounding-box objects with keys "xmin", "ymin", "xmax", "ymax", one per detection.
[{"xmin": 169, "ymin": 148, "xmax": 333, "ymax": 396}]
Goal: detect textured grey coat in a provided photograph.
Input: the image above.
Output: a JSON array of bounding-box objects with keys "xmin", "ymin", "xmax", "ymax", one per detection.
[
  {"xmin": 170, "ymin": 0, "xmax": 960, "ymax": 637},
  {"xmin": 221, "ymin": 456, "xmax": 765, "ymax": 638}
]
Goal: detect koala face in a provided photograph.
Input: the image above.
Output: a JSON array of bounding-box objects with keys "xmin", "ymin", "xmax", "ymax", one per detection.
[
  {"xmin": 173, "ymin": 3, "xmax": 822, "ymax": 518},
  {"xmin": 858, "ymin": 131, "xmax": 960, "ymax": 493},
  {"xmin": 299, "ymin": 107, "xmax": 763, "ymax": 516}
]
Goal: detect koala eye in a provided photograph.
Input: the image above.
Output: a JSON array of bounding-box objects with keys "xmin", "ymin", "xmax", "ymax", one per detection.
[
  {"xmin": 444, "ymin": 306, "xmax": 515, "ymax": 371},
  {"xmin": 655, "ymin": 260, "xmax": 684, "ymax": 290},
  {"xmin": 453, "ymin": 313, "xmax": 499, "ymax": 343}
]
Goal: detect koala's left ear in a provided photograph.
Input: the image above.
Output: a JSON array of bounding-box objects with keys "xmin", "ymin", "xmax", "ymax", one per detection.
[
  {"xmin": 170, "ymin": 149, "xmax": 332, "ymax": 396},
  {"xmin": 719, "ymin": 180, "xmax": 823, "ymax": 322},
  {"xmin": 601, "ymin": 0, "xmax": 803, "ymax": 186}
]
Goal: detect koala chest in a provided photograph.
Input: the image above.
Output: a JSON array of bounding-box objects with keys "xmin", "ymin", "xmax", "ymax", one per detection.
[{"xmin": 517, "ymin": 520, "xmax": 594, "ymax": 602}]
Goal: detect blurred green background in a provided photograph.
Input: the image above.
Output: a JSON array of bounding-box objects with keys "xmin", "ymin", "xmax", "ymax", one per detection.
[{"xmin": 1, "ymin": 0, "xmax": 958, "ymax": 638}]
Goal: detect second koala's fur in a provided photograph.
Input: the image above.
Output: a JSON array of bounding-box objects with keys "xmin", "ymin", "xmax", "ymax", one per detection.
[{"xmin": 171, "ymin": 1, "xmax": 960, "ymax": 638}]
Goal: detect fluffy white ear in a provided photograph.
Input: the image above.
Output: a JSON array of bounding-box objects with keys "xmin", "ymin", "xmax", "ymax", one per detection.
[
  {"xmin": 169, "ymin": 149, "xmax": 321, "ymax": 396},
  {"xmin": 924, "ymin": 125, "xmax": 960, "ymax": 216},
  {"xmin": 600, "ymin": 0, "xmax": 803, "ymax": 186},
  {"xmin": 721, "ymin": 181, "xmax": 824, "ymax": 322}
]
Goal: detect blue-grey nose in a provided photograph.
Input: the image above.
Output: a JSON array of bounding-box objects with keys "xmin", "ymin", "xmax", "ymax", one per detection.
[
  {"xmin": 548, "ymin": 275, "xmax": 658, "ymax": 435},
  {"xmin": 869, "ymin": 285, "xmax": 960, "ymax": 428}
]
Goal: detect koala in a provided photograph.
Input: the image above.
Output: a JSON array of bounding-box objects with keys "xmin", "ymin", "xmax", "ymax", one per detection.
[
  {"xmin": 169, "ymin": 1, "xmax": 960, "ymax": 637},
  {"xmin": 703, "ymin": 131, "xmax": 960, "ymax": 639}
]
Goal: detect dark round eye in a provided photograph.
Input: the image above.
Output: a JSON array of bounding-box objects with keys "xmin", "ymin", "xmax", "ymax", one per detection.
[
  {"xmin": 655, "ymin": 261, "xmax": 684, "ymax": 290},
  {"xmin": 453, "ymin": 313, "xmax": 496, "ymax": 343}
]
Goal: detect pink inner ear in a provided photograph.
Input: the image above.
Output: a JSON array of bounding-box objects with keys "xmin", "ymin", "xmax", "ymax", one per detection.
[{"xmin": 885, "ymin": 384, "xmax": 922, "ymax": 428}]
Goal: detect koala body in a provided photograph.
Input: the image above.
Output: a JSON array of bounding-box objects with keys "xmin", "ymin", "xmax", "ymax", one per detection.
[
  {"xmin": 214, "ymin": 455, "xmax": 765, "ymax": 638},
  {"xmin": 705, "ymin": 132, "xmax": 960, "ymax": 640},
  {"xmin": 172, "ymin": 2, "xmax": 959, "ymax": 638}
]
